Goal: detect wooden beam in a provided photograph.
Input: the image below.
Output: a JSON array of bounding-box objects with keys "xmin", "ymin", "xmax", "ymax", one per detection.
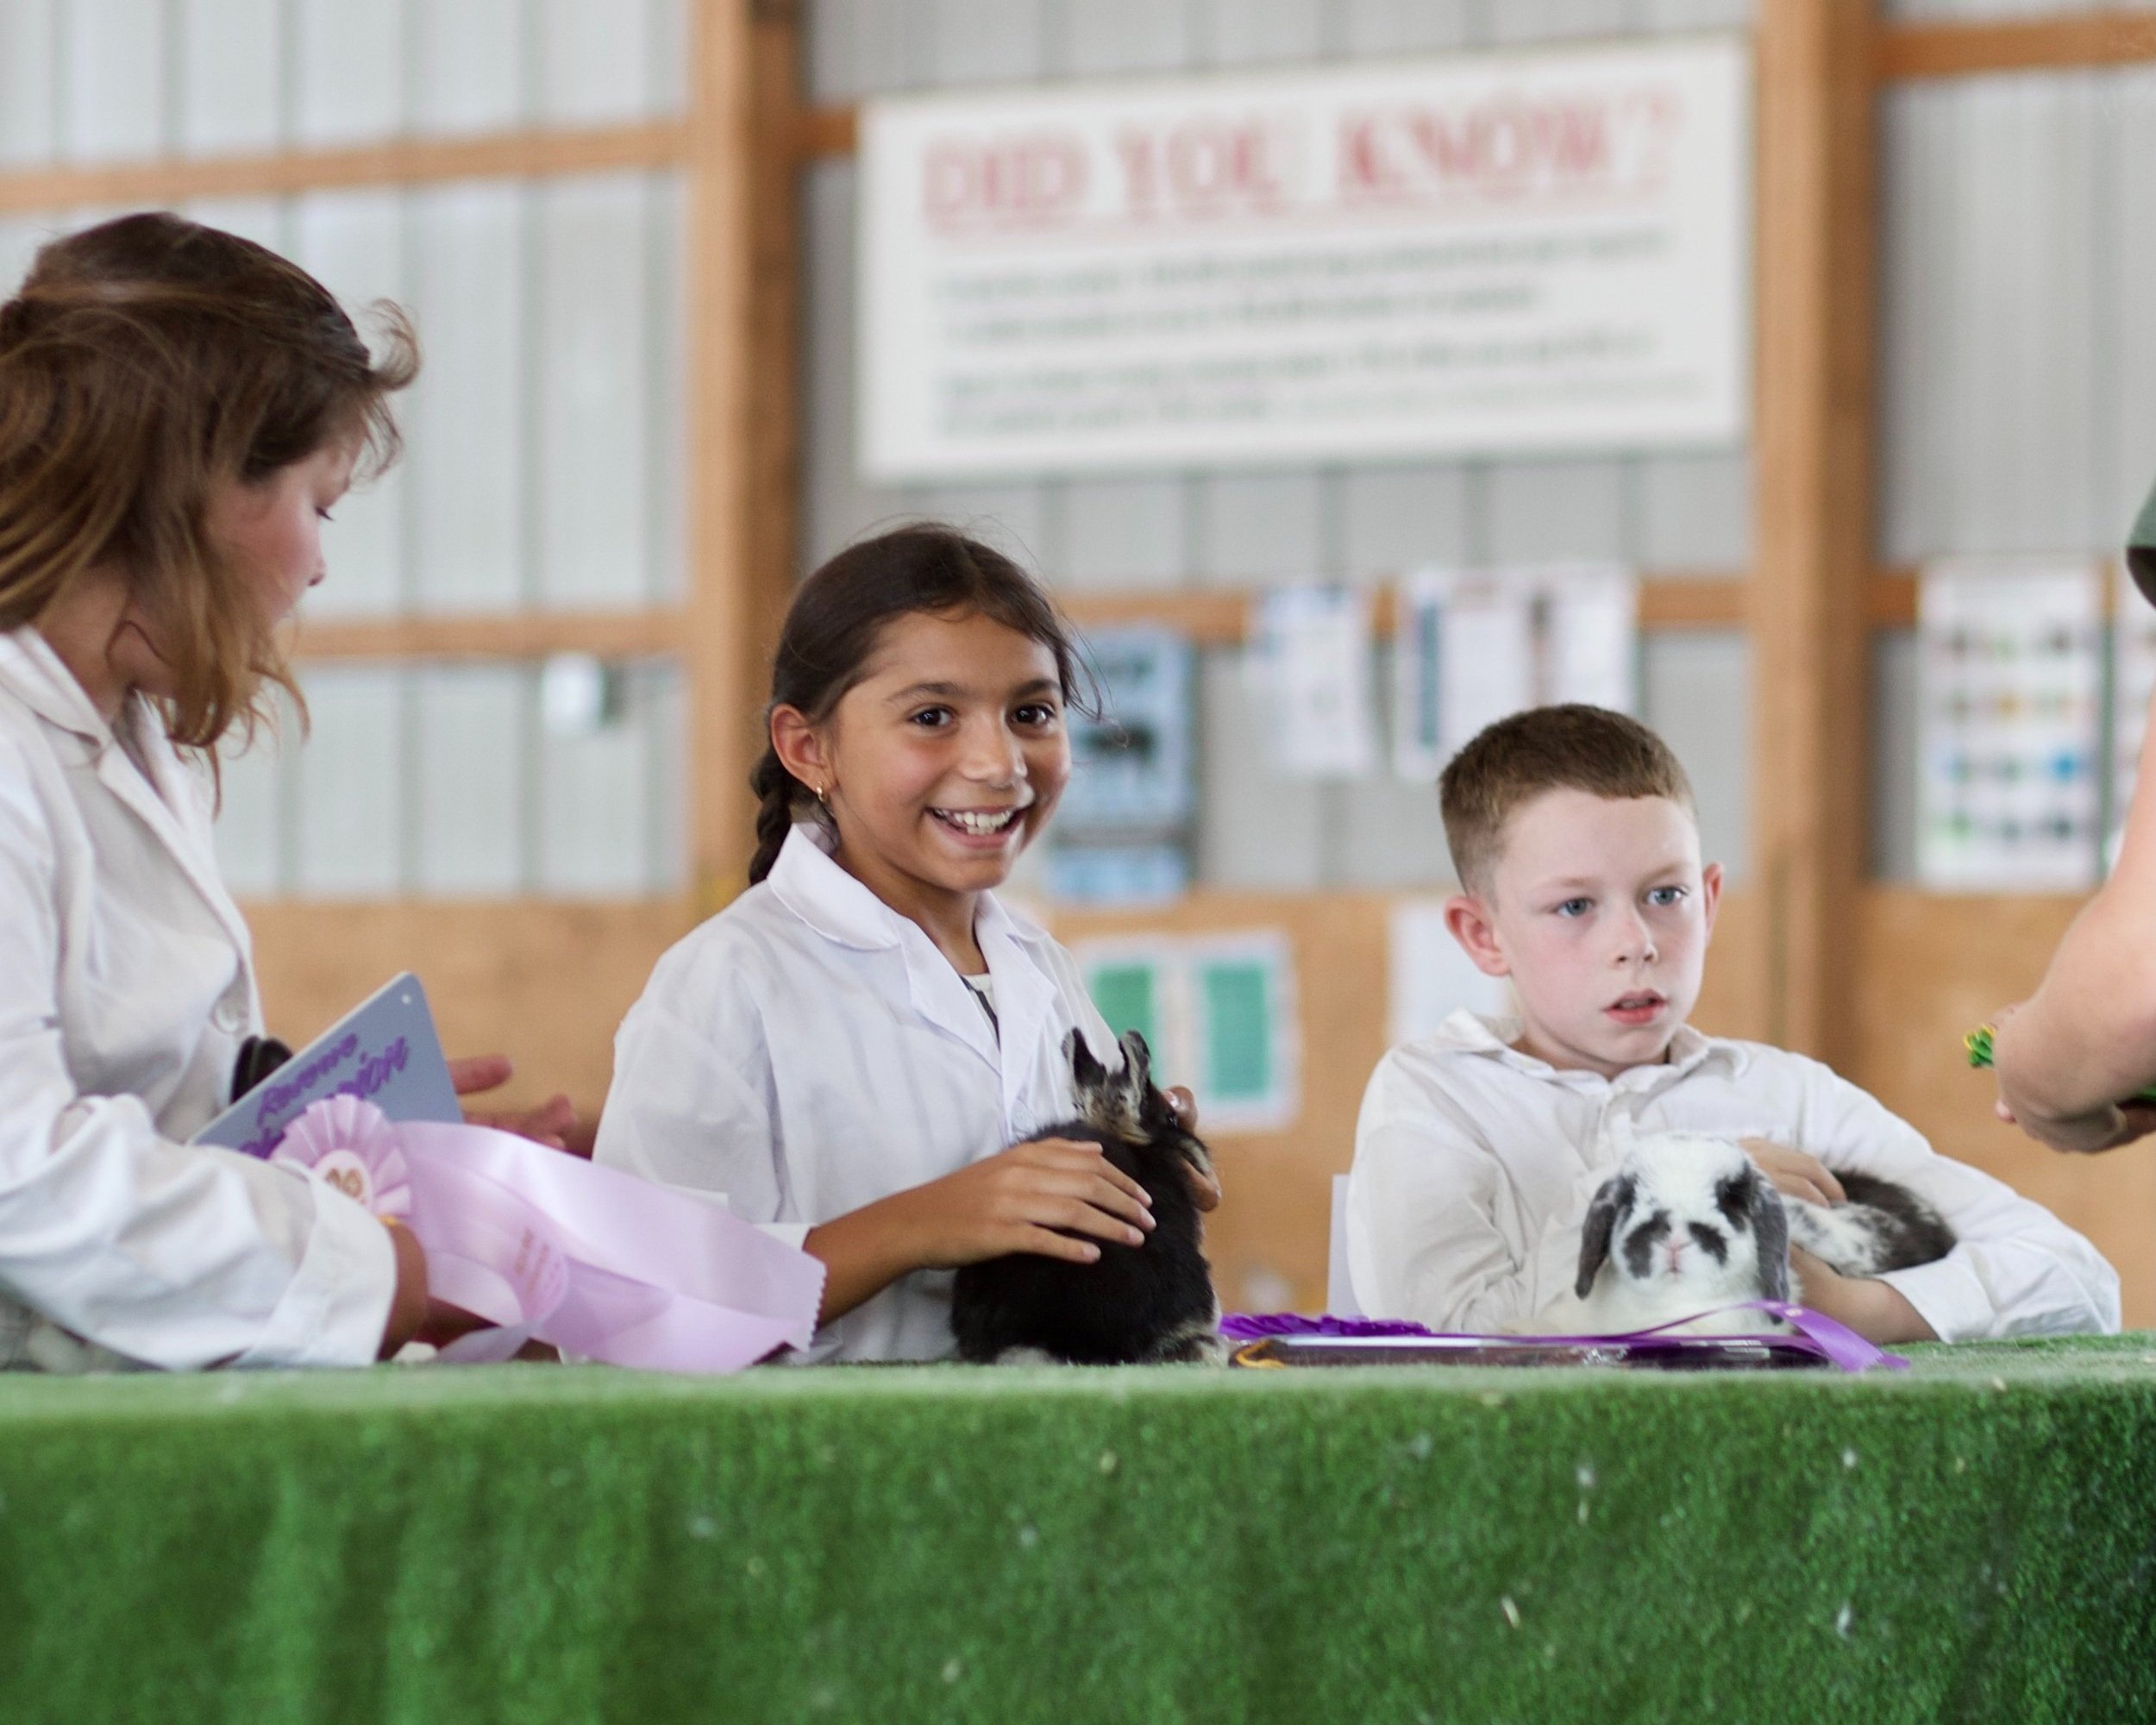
[
  {"xmin": 285, "ymin": 610, "xmax": 685, "ymax": 663},
  {"xmin": 1877, "ymin": 10, "xmax": 2156, "ymax": 80},
  {"xmin": 273, "ymin": 569, "xmax": 1917, "ymax": 666},
  {"xmin": 0, "ymin": 122, "xmax": 687, "ymax": 214},
  {"xmin": 1751, "ymin": 0, "xmax": 1878, "ymax": 1066},
  {"xmin": 686, "ymin": 0, "xmax": 802, "ymax": 908},
  {"xmin": 797, "ymin": 104, "xmax": 859, "ymax": 159}
]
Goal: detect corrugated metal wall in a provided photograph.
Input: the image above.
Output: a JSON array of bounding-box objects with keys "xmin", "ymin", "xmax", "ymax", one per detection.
[{"xmin": 0, "ymin": 0, "xmax": 693, "ymax": 899}]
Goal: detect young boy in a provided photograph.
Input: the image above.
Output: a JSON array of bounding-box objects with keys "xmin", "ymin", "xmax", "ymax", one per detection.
[{"xmin": 1345, "ymin": 705, "xmax": 2119, "ymax": 1345}]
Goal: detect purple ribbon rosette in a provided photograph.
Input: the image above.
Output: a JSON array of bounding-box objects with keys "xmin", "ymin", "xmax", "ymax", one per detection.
[{"xmin": 273, "ymin": 1097, "xmax": 826, "ymax": 1372}]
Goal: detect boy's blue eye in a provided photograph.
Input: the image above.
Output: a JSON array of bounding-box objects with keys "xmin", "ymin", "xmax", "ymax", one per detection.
[
  {"xmin": 1556, "ymin": 898, "xmax": 1592, "ymax": 918},
  {"xmin": 1647, "ymin": 886, "xmax": 1687, "ymax": 907}
]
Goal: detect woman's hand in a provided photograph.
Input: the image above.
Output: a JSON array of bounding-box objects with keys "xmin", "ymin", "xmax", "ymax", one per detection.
[
  {"xmin": 448, "ymin": 1053, "xmax": 592, "ymax": 1156},
  {"xmin": 1990, "ymin": 1005, "xmax": 2156, "ymax": 1152},
  {"xmin": 1739, "ymin": 1138, "xmax": 1846, "ymax": 1207},
  {"xmin": 907, "ymin": 1137, "xmax": 1157, "ymax": 1269},
  {"xmin": 1165, "ymin": 1086, "xmax": 1222, "ymax": 1212},
  {"xmin": 376, "ymin": 1220, "xmax": 429, "ymax": 1358}
]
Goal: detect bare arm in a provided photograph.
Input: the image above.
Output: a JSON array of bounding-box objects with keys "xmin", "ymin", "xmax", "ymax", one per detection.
[{"xmin": 1992, "ymin": 683, "xmax": 2156, "ymax": 1147}]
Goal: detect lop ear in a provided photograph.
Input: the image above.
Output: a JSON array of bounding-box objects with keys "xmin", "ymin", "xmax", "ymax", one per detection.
[
  {"xmin": 1576, "ymin": 1174, "xmax": 1633, "ymax": 1299},
  {"xmin": 1749, "ymin": 1171, "xmax": 1791, "ymax": 1302}
]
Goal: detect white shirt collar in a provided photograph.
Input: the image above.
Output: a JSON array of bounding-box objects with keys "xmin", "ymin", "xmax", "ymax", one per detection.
[
  {"xmin": 765, "ymin": 822, "xmax": 1050, "ymax": 955},
  {"xmin": 1427, "ymin": 1007, "xmax": 1733, "ymax": 1088},
  {"xmin": 0, "ymin": 625, "xmax": 122, "ymax": 743}
]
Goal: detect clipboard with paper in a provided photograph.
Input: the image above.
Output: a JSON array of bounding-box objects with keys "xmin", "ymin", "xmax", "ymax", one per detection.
[{"xmin": 191, "ymin": 972, "xmax": 462, "ymax": 1159}]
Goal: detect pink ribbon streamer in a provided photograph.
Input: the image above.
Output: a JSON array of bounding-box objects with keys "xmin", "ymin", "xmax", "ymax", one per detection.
[{"xmin": 274, "ymin": 1099, "xmax": 826, "ymax": 1373}]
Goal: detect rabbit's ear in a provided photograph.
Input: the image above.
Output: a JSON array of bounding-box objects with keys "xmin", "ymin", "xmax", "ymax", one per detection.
[
  {"xmin": 1576, "ymin": 1173, "xmax": 1634, "ymax": 1299},
  {"xmin": 1118, "ymin": 1029, "xmax": 1155, "ymax": 1093},
  {"xmin": 1746, "ymin": 1171, "xmax": 1791, "ymax": 1303},
  {"xmin": 1069, "ymin": 1030, "xmax": 1108, "ymax": 1092}
]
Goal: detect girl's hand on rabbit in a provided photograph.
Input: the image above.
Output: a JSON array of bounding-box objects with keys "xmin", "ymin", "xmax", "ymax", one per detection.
[
  {"xmin": 1739, "ymin": 1138, "xmax": 1845, "ymax": 1208},
  {"xmin": 1165, "ymin": 1086, "xmax": 1222, "ymax": 1212},
  {"xmin": 908, "ymin": 1138, "xmax": 1158, "ymax": 1268}
]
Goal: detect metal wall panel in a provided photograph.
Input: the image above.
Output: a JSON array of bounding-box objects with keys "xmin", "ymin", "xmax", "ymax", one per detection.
[
  {"xmin": 291, "ymin": 189, "xmax": 409, "ymax": 619},
  {"xmin": 0, "ymin": 1, "xmax": 58, "ymax": 166},
  {"xmin": 60, "ymin": 0, "xmax": 166, "ymax": 163},
  {"xmin": 176, "ymin": 0, "xmax": 281, "ymax": 156}
]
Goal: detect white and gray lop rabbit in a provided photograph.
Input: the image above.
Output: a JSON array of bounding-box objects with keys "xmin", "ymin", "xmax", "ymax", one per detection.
[{"xmin": 1532, "ymin": 1131, "xmax": 1955, "ymax": 1336}]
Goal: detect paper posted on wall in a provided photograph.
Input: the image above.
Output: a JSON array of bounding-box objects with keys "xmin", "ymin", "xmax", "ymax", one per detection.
[
  {"xmin": 1388, "ymin": 900, "xmax": 1514, "ymax": 1046},
  {"xmin": 1917, "ymin": 561, "xmax": 2103, "ymax": 892},
  {"xmin": 1248, "ymin": 586, "xmax": 1379, "ymax": 780},
  {"xmin": 1392, "ymin": 564, "xmax": 1638, "ymax": 781}
]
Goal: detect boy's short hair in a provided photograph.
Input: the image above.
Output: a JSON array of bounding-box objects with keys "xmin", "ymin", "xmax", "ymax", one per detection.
[{"xmin": 1439, "ymin": 704, "xmax": 1695, "ymax": 892}]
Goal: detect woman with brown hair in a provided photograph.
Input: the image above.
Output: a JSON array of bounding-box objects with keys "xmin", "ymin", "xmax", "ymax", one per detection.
[{"xmin": 0, "ymin": 211, "xmax": 436, "ymax": 1371}]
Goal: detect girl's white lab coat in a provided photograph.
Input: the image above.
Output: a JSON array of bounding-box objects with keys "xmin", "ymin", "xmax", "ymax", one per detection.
[
  {"xmin": 0, "ymin": 627, "xmax": 394, "ymax": 1371},
  {"xmin": 593, "ymin": 823, "xmax": 1116, "ymax": 1364}
]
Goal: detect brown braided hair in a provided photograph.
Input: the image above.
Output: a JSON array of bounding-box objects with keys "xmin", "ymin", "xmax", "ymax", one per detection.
[{"xmin": 748, "ymin": 524, "xmax": 1094, "ymax": 885}]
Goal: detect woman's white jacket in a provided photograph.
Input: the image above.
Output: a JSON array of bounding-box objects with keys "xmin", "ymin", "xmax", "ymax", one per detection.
[{"xmin": 0, "ymin": 626, "xmax": 393, "ymax": 1371}]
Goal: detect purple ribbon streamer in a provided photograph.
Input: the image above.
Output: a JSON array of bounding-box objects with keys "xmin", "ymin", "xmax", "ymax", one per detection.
[
  {"xmin": 275, "ymin": 1101, "xmax": 827, "ymax": 1374},
  {"xmin": 1221, "ymin": 1302, "xmax": 1907, "ymax": 1373}
]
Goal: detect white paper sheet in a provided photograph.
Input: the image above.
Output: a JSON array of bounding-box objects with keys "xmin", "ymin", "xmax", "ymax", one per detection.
[
  {"xmin": 1249, "ymin": 585, "xmax": 1379, "ymax": 780},
  {"xmin": 1387, "ymin": 900, "xmax": 1515, "ymax": 1047},
  {"xmin": 1539, "ymin": 562, "xmax": 1639, "ymax": 712}
]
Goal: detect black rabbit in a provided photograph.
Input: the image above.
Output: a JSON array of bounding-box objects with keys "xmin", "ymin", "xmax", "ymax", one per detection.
[{"xmin": 951, "ymin": 1030, "xmax": 1222, "ymax": 1364}]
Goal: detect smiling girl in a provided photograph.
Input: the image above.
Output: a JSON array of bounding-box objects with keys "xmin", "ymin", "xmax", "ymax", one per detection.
[{"xmin": 594, "ymin": 526, "xmax": 1212, "ymax": 1362}]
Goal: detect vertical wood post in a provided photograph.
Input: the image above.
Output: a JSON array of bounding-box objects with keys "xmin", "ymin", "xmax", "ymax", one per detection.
[
  {"xmin": 686, "ymin": 0, "xmax": 804, "ymax": 907},
  {"xmin": 1750, "ymin": 0, "xmax": 1878, "ymax": 1063}
]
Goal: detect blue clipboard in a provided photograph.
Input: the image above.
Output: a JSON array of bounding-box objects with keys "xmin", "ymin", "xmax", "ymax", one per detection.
[{"xmin": 191, "ymin": 972, "xmax": 463, "ymax": 1159}]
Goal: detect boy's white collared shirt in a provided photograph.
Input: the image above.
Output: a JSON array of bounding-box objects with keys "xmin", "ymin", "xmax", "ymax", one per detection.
[
  {"xmin": 0, "ymin": 626, "xmax": 396, "ymax": 1372},
  {"xmin": 593, "ymin": 823, "xmax": 1116, "ymax": 1364},
  {"xmin": 1346, "ymin": 1008, "xmax": 2121, "ymax": 1341}
]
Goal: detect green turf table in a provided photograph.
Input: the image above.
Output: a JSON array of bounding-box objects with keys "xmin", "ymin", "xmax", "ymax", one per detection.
[{"xmin": 2, "ymin": 1335, "xmax": 2152, "ymax": 1723}]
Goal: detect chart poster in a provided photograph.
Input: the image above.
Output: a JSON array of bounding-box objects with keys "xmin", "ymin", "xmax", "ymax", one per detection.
[
  {"xmin": 1917, "ymin": 561, "xmax": 2104, "ymax": 892},
  {"xmin": 859, "ymin": 37, "xmax": 1751, "ymax": 480}
]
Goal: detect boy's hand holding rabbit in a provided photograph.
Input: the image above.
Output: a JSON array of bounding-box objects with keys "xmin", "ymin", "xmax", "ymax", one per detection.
[{"xmin": 1739, "ymin": 1138, "xmax": 1844, "ymax": 1207}]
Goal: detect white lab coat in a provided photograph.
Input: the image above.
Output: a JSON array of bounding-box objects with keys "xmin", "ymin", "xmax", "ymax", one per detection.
[
  {"xmin": 1347, "ymin": 1009, "xmax": 2121, "ymax": 1341},
  {"xmin": 0, "ymin": 626, "xmax": 394, "ymax": 1371},
  {"xmin": 594, "ymin": 823, "xmax": 1115, "ymax": 1363}
]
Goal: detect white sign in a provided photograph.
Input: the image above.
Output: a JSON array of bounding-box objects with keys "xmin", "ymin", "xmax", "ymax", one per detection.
[{"xmin": 860, "ymin": 38, "xmax": 1752, "ymax": 481}]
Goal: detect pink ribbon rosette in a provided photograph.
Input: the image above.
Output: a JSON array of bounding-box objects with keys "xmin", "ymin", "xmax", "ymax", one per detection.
[{"xmin": 273, "ymin": 1097, "xmax": 826, "ymax": 1373}]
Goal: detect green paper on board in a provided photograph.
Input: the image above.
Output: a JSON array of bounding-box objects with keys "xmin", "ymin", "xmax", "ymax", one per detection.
[
  {"xmin": 1198, "ymin": 958, "xmax": 1272, "ymax": 1102},
  {"xmin": 1087, "ymin": 960, "xmax": 1160, "ymax": 1057}
]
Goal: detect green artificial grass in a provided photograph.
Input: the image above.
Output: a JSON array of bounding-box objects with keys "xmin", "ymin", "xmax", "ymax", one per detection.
[{"xmin": 1, "ymin": 1337, "xmax": 2153, "ymax": 1724}]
